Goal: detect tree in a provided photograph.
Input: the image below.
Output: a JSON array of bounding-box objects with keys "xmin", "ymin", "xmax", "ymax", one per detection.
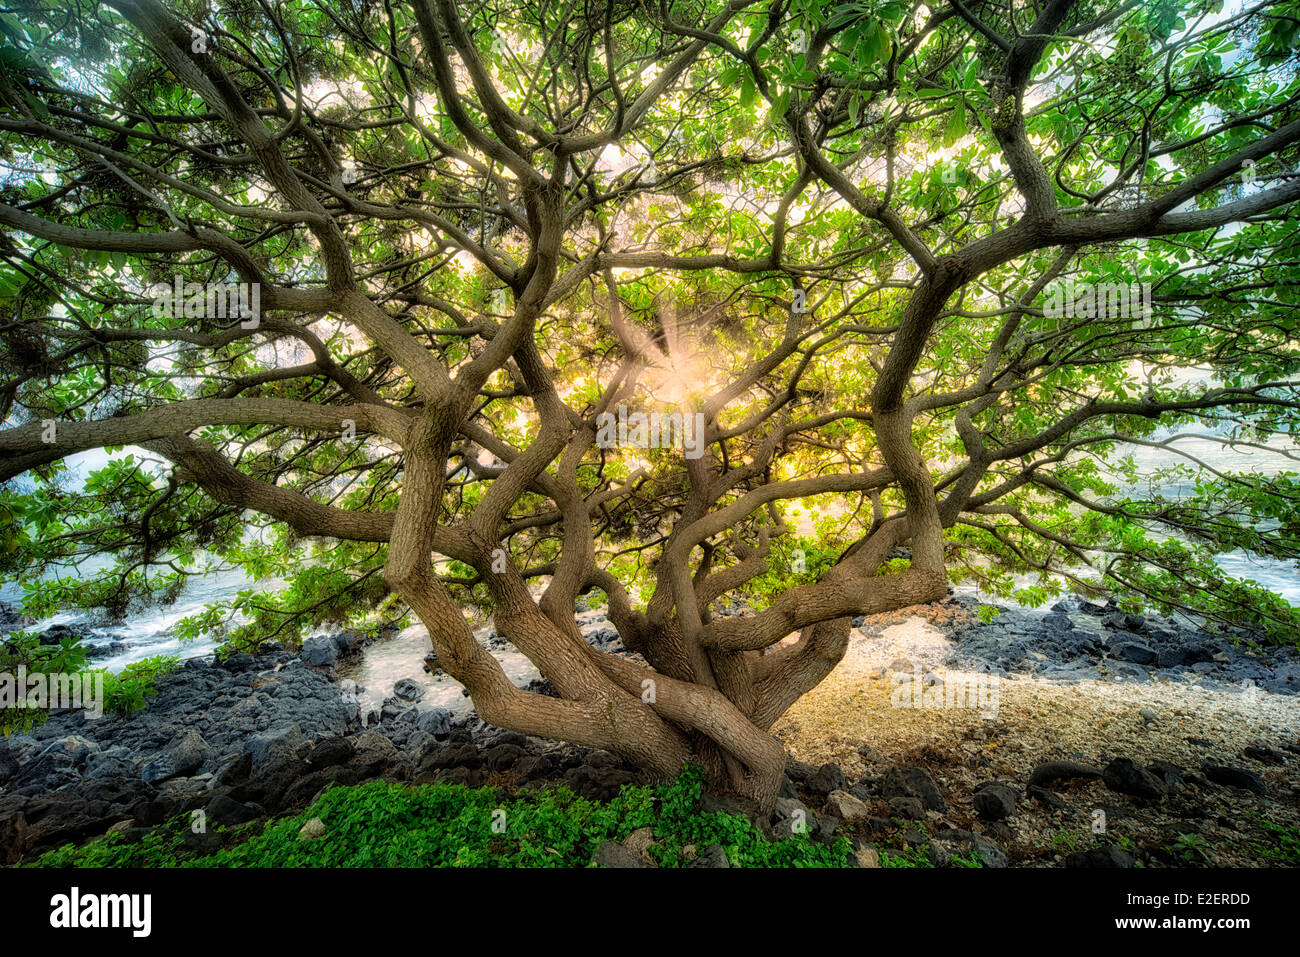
[{"xmin": 1, "ymin": 0, "xmax": 1298, "ymax": 807}]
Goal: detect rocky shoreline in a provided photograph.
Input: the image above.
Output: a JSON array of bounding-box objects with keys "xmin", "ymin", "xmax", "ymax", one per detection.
[
  {"xmin": 933, "ymin": 595, "xmax": 1300, "ymax": 695},
  {"xmin": 0, "ymin": 637, "xmax": 657, "ymax": 864},
  {"xmin": 1, "ymin": 594, "xmax": 1297, "ymax": 867}
]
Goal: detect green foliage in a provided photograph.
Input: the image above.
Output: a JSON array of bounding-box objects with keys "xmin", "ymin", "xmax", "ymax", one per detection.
[
  {"xmin": 1250, "ymin": 818, "xmax": 1300, "ymax": 865},
  {"xmin": 2, "ymin": 0, "xmax": 1300, "ymax": 675},
  {"xmin": 0, "ymin": 629, "xmax": 87, "ymax": 674},
  {"xmin": 1047, "ymin": 826, "xmax": 1090, "ymax": 853},
  {"xmin": 878, "ymin": 844, "xmax": 934, "ymax": 868},
  {"xmin": 1172, "ymin": 832, "xmax": 1211, "ymax": 864},
  {"xmin": 97, "ymin": 654, "xmax": 179, "ymax": 717},
  {"xmin": 0, "ymin": 638, "xmax": 175, "ymax": 733},
  {"xmin": 30, "ymin": 765, "xmax": 855, "ymax": 868},
  {"xmin": 0, "ymin": 629, "xmax": 90, "ymax": 733},
  {"xmin": 740, "ymin": 535, "xmax": 842, "ymax": 612}
]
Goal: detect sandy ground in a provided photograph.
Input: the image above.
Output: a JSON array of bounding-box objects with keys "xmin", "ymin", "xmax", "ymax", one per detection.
[{"xmin": 773, "ymin": 613, "xmax": 1300, "ymax": 793}]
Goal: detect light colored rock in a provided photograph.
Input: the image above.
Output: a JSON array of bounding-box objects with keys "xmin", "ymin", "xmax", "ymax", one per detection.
[
  {"xmin": 298, "ymin": 817, "xmax": 327, "ymax": 840},
  {"xmin": 825, "ymin": 788, "xmax": 871, "ymax": 820},
  {"xmin": 623, "ymin": 826, "xmax": 658, "ymax": 863},
  {"xmin": 855, "ymin": 844, "xmax": 880, "ymax": 868}
]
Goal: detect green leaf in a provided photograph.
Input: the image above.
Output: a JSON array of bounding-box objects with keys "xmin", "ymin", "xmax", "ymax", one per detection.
[{"xmin": 944, "ymin": 102, "xmax": 967, "ymax": 144}]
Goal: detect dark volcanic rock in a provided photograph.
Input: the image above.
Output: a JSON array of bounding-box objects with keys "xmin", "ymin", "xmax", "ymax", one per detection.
[
  {"xmin": 0, "ymin": 811, "xmax": 27, "ymax": 866},
  {"xmin": 1157, "ymin": 645, "xmax": 1214, "ymax": 669},
  {"xmin": 1102, "ymin": 758, "xmax": 1167, "ymax": 800},
  {"xmin": 804, "ymin": 762, "xmax": 848, "ymax": 799},
  {"xmin": 1111, "ymin": 638, "xmax": 1157, "ymax": 665},
  {"xmin": 1027, "ymin": 760, "xmax": 1103, "ymax": 790},
  {"xmin": 1242, "ymin": 746, "xmax": 1286, "ymax": 766},
  {"xmin": 415, "ymin": 708, "xmax": 452, "ymax": 738},
  {"xmin": 1066, "ymin": 846, "xmax": 1135, "ymax": 868},
  {"xmin": 1201, "ymin": 763, "xmax": 1268, "ymax": 796},
  {"xmin": 932, "ymin": 828, "xmax": 1008, "ymax": 868},
  {"xmin": 886, "ymin": 796, "xmax": 924, "ymax": 820},
  {"xmin": 392, "ymin": 678, "xmax": 425, "ymax": 702},
  {"xmin": 1148, "ymin": 761, "xmax": 1184, "ymax": 791},
  {"xmin": 972, "ymin": 782, "xmax": 1018, "ymax": 820},
  {"xmin": 939, "ymin": 594, "xmax": 1299, "ymax": 696},
  {"xmin": 562, "ymin": 765, "xmax": 636, "ymax": 802},
  {"xmin": 1026, "ymin": 784, "xmax": 1067, "ymax": 810},
  {"xmin": 301, "ymin": 635, "xmax": 338, "ymax": 668},
  {"xmin": 205, "ymin": 793, "xmax": 262, "ymax": 827},
  {"xmin": 691, "ymin": 844, "xmax": 731, "ymax": 868},
  {"xmin": 303, "ymin": 736, "xmax": 355, "ymax": 770},
  {"xmin": 784, "ymin": 756, "xmax": 820, "ymax": 782},
  {"xmin": 140, "ymin": 730, "xmax": 211, "ymax": 785},
  {"xmin": 244, "ymin": 722, "xmax": 305, "ymax": 773},
  {"xmin": 881, "ymin": 767, "xmax": 947, "ymax": 812}
]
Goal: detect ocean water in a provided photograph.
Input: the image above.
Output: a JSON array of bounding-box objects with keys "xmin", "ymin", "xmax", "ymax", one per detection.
[{"xmin": 0, "ymin": 557, "xmax": 253, "ymax": 671}]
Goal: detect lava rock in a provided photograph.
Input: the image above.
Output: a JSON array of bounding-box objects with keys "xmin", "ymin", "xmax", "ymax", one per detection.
[
  {"xmin": 1027, "ymin": 760, "xmax": 1102, "ymax": 790},
  {"xmin": 1066, "ymin": 846, "xmax": 1135, "ymax": 868},
  {"xmin": 0, "ymin": 811, "xmax": 27, "ymax": 866},
  {"xmin": 1111, "ymin": 638, "xmax": 1157, "ymax": 665},
  {"xmin": 303, "ymin": 736, "xmax": 355, "ymax": 770},
  {"xmin": 1148, "ymin": 761, "xmax": 1184, "ymax": 791},
  {"xmin": 1158, "ymin": 645, "xmax": 1214, "ymax": 669},
  {"xmin": 972, "ymin": 782, "xmax": 1018, "ymax": 820},
  {"xmin": 392, "ymin": 678, "xmax": 426, "ymax": 702},
  {"xmin": 483, "ymin": 744, "xmax": 526, "ymax": 771},
  {"xmin": 415, "ymin": 708, "xmax": 452, "ymax": 739},
  {"xmin": 932, "ymin": 828, "xmax": 1008, "ymax": 868},
  {"xmin": 301, "ymin": 635, "xmax": 338, "ymax": 668},
  {"xmin": 886, "ymin": 796, "xmax": 925, "ymax": 820},
  {"xmin": 39, "ymin": 736, "xmax": 99, "ymax": 769},
  {"xmin": 804, "ymin": 762, "xmax": 848, "ymax": 799},
  {"xmin": 205, "ymin": 793, "xmax": 261, "ymax": 827},
  {"xmin": 221, "ymin": 653, "xmax": 256, "ymax": 672},
  {"xmin": 784, "ymin": 756, "xmax": 819, "ymax": 782},
  {"xmin": 691, "ymin": 844, "xmax": 731, "ymax": 868},
  {"xmin": 1201, "ymin": 763, "xmax": 1268, "ymax": 796},
  {"xmin": 1102, "ymin": 757, "xmax": 1168, "ymax": 800},
  {"xmin": 140, "ymin": 730, "xmax": 211, "ymax": 785},
  {"xmin": 880, "ymin": 766, "xmax": 947, "ymax": 812},
  {"xmin": 329, "ymin": 629, "xmax": 367, "ymax": 654},
  {"xmin": 244, "ymin": 722, "xmax": 305, "ymax": 773},
  {"xmin": 1027, "ymin": 784, "xmax": 1067, "ymax": 811},
  {"xmin": 1242, "ymin": 746, "xmax": 1286, "ymax": 766}
]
